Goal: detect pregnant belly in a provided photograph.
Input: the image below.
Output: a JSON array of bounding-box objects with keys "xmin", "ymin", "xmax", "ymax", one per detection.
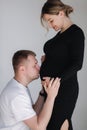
[{"xmin": 40, "ymin": 61, "xmax": 61, "ymax": 79}]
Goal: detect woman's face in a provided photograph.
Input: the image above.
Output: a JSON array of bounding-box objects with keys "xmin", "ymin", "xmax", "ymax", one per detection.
[{"xmin": 43, "ymin": 11, "xmax": 65, "ymax": 31}]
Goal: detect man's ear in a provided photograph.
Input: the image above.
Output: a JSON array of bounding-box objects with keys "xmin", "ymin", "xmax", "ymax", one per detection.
[{"xmin": 20, "ymin": 65, "xmax": 25, "ymax": 72}]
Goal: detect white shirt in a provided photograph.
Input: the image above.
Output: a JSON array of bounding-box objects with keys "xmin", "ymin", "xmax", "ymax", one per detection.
[{"xmin": 0, "ymin": 78, "xmax": 36, "ymax": 130}]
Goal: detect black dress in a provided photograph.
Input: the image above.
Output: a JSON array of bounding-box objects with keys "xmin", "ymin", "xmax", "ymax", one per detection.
[{"xmin": 40, "ymin": 24, "xmax": 85, "ymax": 130}]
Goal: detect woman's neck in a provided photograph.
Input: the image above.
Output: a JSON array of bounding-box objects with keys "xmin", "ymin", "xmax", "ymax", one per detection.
[{"xmin": 61, "ymin": 17, "xmax": 73, "ymax": 33}]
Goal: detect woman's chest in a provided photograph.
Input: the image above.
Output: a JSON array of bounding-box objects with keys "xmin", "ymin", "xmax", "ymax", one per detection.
[{"xmin": 44, "ymin": 37, "xmax": 71, "ymax": 58}]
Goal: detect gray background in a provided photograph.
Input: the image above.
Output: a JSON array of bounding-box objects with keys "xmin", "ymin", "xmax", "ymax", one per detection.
[{"xmin": 0, "ymin": 0, "xmax": 87, "ymax": 130}]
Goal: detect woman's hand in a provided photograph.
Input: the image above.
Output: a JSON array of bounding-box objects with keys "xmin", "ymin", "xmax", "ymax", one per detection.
[{"xmin": 41, "ymin": 55, "xmax": 45, "ymax": 63}]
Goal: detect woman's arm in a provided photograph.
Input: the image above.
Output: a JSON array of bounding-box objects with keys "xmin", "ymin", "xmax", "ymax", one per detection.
[{"xmin": 61, "ymin": 29, "xmax": 85, "ymax": 82}]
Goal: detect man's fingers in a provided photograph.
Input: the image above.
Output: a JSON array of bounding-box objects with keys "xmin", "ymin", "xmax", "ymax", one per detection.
[
  {"xmin": 43, "ymin": 82, "xmax": 47, "ymax": 91},
  {"xmin": 50, "ymin": 78, "xmax": 60, "ymax": 88},
  {"xmin": 48, "ymin": 78, "xmax": 54, "ymax": 87},
  {"xmin": 42, "ymin": 77, "xmax": 50, "ymax": 81}
]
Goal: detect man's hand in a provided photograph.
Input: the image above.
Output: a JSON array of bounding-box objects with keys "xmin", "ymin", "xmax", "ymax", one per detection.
[{"xmin": 43, "ymin": 78, "xmax": 60, "ymax": 99}]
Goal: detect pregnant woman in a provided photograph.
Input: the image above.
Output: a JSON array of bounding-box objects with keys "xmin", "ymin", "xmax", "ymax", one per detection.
[{"xmin": 40, "ymin": 0, "xmax": 85, "ymax": 130}]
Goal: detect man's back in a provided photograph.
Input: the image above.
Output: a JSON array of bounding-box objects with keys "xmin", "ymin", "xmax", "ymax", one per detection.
[{"xmin": 0, "ymin": 78, "xmax": 36, "ymax": 130}]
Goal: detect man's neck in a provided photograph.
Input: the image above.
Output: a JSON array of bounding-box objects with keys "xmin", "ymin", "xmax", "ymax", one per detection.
[{"xmin": 14, "ymin": 75, "xmax": 29, "ymax": 87}]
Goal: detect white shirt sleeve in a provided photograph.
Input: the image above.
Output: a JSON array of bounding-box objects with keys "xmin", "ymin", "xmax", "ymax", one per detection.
[{"xmin": 11, "ymin": 94, "xmax": 36, "ymax": 122}]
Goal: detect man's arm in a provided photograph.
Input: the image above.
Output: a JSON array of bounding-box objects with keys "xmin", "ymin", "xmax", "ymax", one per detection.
[
  {"xmin": 23, "ymin": 78, "xmax": 60, "ymax": 130},
  {"xmin": 33, "ymin": 89, "xmax": 45, "ymax": 115}
]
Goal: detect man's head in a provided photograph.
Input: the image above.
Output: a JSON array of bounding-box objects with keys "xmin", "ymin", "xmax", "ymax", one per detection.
[{"xmin": 12, "ymin": 50, "xmax": 40, "ymax": 82}]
